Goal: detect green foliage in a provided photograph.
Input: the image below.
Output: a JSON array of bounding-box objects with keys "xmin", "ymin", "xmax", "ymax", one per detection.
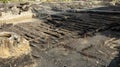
[
  {"xmin": 40, "ymin": 0, "xmax": 72, "ymax": 2},
  {"xmin": 0, "ymin": 0, "xmax": 10, "ymax": 3},
  {"xmin": 0, "ymin": 0, "xmax": 72, "ymax": 3},
  {"xmin": 0, "ymin": 0, "xmax": 18, "ymax": 3}
]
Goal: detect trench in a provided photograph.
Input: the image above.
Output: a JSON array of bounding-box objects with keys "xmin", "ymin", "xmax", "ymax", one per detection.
[{"xmin": 0, "ymin": 1, "xmax": 120, "ymax": 67}]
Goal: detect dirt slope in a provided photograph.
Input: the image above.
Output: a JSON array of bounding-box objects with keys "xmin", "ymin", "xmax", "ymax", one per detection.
[{"xmin": 0, "ymin": 1, "xmax": 120, "ymax": 67}]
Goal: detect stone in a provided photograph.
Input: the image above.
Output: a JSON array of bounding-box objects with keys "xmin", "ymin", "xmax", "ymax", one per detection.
[
  {"xmin": 0, "ymin": 32, "xmax": 36, "ymax": 67},
  {"xmin": 11, "ymin": 6, "xmax": 20, "ymax": 15}
]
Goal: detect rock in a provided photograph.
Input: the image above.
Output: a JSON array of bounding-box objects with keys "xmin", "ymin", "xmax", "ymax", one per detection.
[
  {"xmin": 0, "ymin": 32, "xmax": 36, "ymax": 67},
  {"xmin": 19, "ymin": 2, "xmax": 30, "ymax": 12},
  {"xmin": 20, "ymin": 2, "xmax": 30, "ymax": 6},
  {"xmin": 21, "ymin": 5, "xmax": 30, "ymax": 11},
  {"xmin": 11, "ymin": 5, "xmax": 20, "ymax": 15}
]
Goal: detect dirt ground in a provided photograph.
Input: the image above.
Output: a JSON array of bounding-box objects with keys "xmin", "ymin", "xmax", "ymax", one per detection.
[{"xmin": 0, "ymin": 1, "xmax": 120, "ymax": 67}]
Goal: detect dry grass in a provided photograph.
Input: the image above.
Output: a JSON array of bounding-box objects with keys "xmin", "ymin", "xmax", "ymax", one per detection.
[
  {"xmin": 110, "ymin": 0, "xmax": 120, "ymax": 5},
  {"xmin": 38, "ymin": 0, "xmax": 72, "ymax": 1},
  {"xmin": 0, "ymin": 0, "xmax": 120, "ymax": 3},
  {"xmin": 0, "ymin": 0, "xmax": 72, "ymax": 3}
]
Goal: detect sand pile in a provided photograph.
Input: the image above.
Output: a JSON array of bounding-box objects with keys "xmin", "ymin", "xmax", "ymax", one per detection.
[{"xmin": 0, "ymin": 32, "xmax": 36, "ymax": 67}]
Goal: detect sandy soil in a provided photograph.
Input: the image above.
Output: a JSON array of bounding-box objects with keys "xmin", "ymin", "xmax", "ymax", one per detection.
[{"xmin": 0, "ymin": 1, "xmax": 120, "ymax": 67}]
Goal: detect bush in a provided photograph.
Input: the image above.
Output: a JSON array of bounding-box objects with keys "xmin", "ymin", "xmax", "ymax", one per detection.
[{"xmin": 0, "ymin": 0, "xmax": 18, "ymax": 3}]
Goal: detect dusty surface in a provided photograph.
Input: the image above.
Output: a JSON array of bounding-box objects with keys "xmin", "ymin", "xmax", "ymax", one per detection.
[
  {"xmin": 0, "ymin": 12, "xmax": 33, "ymax": 24},
  {"xmin": 0, "ymin": 1, "xmax": 120, "ymax": 67},
  {"xmin": 0, "ymin": 32, "xmax": 31, "ymax": 58},
  {"xmin": 0, "ymin": 32, "xmax": 35, "ymax": 67},
  {"xmin": 0, "ymin": 2, "xmax": 34, "ymax": 24}
]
